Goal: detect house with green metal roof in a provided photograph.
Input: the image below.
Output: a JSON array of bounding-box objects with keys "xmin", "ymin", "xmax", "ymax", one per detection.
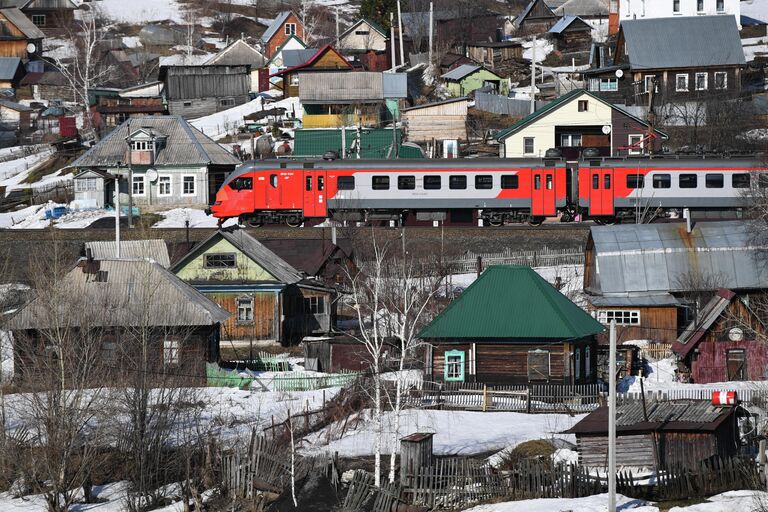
[
  {"xmin": 338, "ymin": 18, "xmax": 388, "ymax": 52},
  {"xmin": 420, "ymin": 265, "xmax": 603, "ymax": 385},
  {"xmin": 293, "ymin": 128, "xmax": 424, "ymax": 159},
  {"xmin": 494, "ymin": 89, "xmax": 667, "ymax": 159}
]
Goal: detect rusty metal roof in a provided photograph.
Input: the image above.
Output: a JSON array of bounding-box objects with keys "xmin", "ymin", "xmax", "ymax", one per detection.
[{"xmin": 587, "ymin": 221, "xmax": 768, "ymax": 296}]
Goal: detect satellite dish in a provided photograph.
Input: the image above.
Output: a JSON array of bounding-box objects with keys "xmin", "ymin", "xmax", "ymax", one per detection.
[
  {"xmin": 615, "ymin": 69, "xmax": 624, "ymax": 78},
  {"xmin": 602, "ymin": 125, "xmax": 612, "ymax": 135},
  {"xmin": 26, "ymin": 43, "xmax": 36, "ymax": 54},
  {"xmin": 145, "ymin": 168, "xmax": 159, "ymax": 182}
]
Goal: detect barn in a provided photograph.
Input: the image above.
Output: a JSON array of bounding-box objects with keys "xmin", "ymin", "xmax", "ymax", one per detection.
[{"xmin": 401, "ymin": 97, "xmax": 468, "ymax": 145}]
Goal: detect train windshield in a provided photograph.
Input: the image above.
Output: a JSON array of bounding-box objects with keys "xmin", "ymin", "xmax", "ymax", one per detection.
[{"xmin": 229, "ymin": 177, "xmax": 253, "ymax": 190}]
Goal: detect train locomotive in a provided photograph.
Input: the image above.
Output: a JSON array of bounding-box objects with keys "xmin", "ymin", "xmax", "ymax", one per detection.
[{"xmin": 208, "ymin": 156, "xmax": 768, "ymax": 226}]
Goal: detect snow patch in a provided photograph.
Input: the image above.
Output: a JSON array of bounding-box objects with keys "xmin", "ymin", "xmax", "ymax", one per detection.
[
  {"xmin": 152, "ymin": 208, "xmax": 238, "ymax": 228},
  {"xmin": 463, "ymin": 493, "xmax": 658, "ymax": 512}
]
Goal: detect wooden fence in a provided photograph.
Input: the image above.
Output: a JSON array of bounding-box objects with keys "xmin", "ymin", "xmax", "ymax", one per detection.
[
  {"xmin": 341, "ymin": 470, "xmax": 406, "ymax": 512},
  {"xmin": 449, "ymin": 246, "xmax": 584, "ymax": 273},
  {"xmin": 638, "ymin": 342, "xmax": 673, "ymax": 361}
]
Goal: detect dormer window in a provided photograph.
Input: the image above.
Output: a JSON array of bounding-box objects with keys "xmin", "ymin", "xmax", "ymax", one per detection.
[{"xmin": 131, "ymin": 140, "xmax": 153, "ymax": 151}]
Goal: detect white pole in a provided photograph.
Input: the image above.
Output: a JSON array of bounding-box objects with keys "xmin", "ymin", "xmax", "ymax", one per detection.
[
  {"xmin": 341, "ymin": 125, "xmax": 346, "ymax": 159},
  {"xmin": 397, "ymin": 0, "xmax": 405, "ymax": 67},
  {"xmin": 335, "ymin": 7, "xmax": 340, "ymax": 46},
  {"xmin": 428, "ymin": 2, "xmax": 434, "ymax": 66},
  {"xmin": 530, "ymin": 36, "xmax": 536, "ymax": 114},
  {"xmin": 390, "ymin": 12, "xmax": 396, "ymax": 71},
  {"xmin": 114, "ymin": 176, "xmax": 121, "ymax": 259},
  {"xmin": 608, "ymin": 320, "xmax": 617, "ymax": 512}
]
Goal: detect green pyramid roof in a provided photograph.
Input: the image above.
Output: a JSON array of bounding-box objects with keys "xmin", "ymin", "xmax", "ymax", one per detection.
[{"xmin": 419, "ymin": 265, "xmax": 604, "ymax": 340}]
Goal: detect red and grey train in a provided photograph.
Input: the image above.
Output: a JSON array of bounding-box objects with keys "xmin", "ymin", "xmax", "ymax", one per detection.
[{"xmin": 208, "ymin": 157, "xmax": 768, "ymax": 226}]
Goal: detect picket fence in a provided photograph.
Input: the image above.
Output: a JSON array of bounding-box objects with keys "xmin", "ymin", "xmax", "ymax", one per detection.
[
  {"xmin": 271, "ymin": 371, "xmax": 359, "ymax": 392},
  {"xmin": 449, "ymin": 246, "xmax": 585, "ymax": 273},
  {"xmin": 618, "ymin": 387, "xmax": 767, "ymax": 404}
]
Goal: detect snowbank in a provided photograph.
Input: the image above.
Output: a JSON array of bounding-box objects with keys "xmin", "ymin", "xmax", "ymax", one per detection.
[
  {"xmin": 91, "ymin": 0, "xmax": 186, "ymax": 24},
  {"xmin": 0, "ymin": 203, "xmax": 120, "ymax": 229},
  {"xmin": 0, "ymin": 149, "xmax": 55, "ymax": 192},
  {"xmin": 190, "ymin": 96, "xmax": 302, "ymax": 141},
  {"xmin": 463, "ymin": 493, "xmax": 658, "ymax": 512},
  {"xmin": 669, "ymin": 490, "xmax": 768, "ymax": 512}
]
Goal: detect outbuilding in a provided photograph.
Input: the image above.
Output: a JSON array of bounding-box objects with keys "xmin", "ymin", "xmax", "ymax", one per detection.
[{"xmin": 441, "ymin": 64, "xmax": 508, "ymax": 97}]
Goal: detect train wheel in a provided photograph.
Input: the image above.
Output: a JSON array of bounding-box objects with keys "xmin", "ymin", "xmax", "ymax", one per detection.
[
  {"xmin": 528, "ymin": 216, "xmax": 544, "ymax": 226},
  {"xmin": 488, "ymin": 217, "xmax": 503, "ymax": 227},
  {"xmin": 246, "ymin": 217, "xmax": 263, "ymax": 228},
  {"xmin": 285, "ymin": 216, "xmax": 303, "ymax": 228}
]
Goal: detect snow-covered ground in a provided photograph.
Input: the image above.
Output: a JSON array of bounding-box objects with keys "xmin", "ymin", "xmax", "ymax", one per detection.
[
  {"xmin": 0, "ymin": 149, "xmax": 55, "ymax": 193},
  {"xmin": 303, "ymin": 409, "xmax": 583, "ymax": 457},
  {"xmin": 669, "ymin": 490, "xmax": 768, "ymax": 512},
  {"xmin": 90, "ymin": 0, "xmax": 186, "ymax": 24},
  {"xmin": 521, "ymin": 38, "xmax": 555, "ymax": 61},
  {"xmin": 742, "ymin": 35, "xmax": 768, "ymax": 62},
  {"xmin": 190, "ymin": 96, "xmax": 302, "ymax": 141},
  {"xmin": 463, "ymin": 493, "xmax": 658, "ymax": 512},
  {"xmin": 0, "ymin": 203, "xmax": 121, "ymax": 229},
  {"xmin": 152, "ymin": 208, "xmax": 238, "ymax": 228}
]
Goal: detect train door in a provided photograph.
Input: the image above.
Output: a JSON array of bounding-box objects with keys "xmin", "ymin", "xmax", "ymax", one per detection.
[
  {"xmin": 588, "ymin": 169, "xmax": 614, "ymax": 216},
  {"xmin": 265, "ymin": 173, "xmax": 281, "ymax": 209},
  {"xmin": 531, "ymin": 168, "xmax": 556, "ymax": 216},
  {"xmin": 302, "ymin": 170, "xmax": 328, "ymax": 218}
]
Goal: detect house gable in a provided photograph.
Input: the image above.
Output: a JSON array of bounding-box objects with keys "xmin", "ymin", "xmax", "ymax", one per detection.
[{"xmin": 174, "ymin": 237, "xmax": 281, "ymax": 283}]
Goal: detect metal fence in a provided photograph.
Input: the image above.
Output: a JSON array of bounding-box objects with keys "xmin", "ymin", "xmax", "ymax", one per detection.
[{"xmin": 475, "ymin": 92, "xmax": 545, "ymax": 116}]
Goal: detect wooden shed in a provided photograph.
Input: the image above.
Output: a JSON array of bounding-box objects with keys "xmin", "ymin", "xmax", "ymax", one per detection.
[
  {"xmin": 420, "ymin": 266, "xmax": 603, "ymax": 385},
  {"xmin": 159, "ymin": 65, "xmax": 251, "ymax": 119},
  {"xmin": 566, "ymin": 401, "xmax": 740, "ymax": 468},
  {"xmin": 303, "ymin": 336, "xmax": 400, "ymax": 373},
  {"xmin": 401, "ymin": 97, "xmax": 468, "ymax": 144}
]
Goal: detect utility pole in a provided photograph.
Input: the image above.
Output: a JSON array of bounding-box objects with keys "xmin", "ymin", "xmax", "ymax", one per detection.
[
  {"xmin": 428, "ymin": 1, "xmax": 434, "ymax": 67},
  {"xmin": 355, "ymin": 121, "xmax": 361, "ymax": 159},
  {"xmin": 608, "ymin": 320, "xmax": 617, "ymax": 512},
  {"xmin": 647, "ymin": 77, "xmax": 657, "ymax": 155},
  {"xmin": 530, "ymin": 36, "xmax": 537, "ymax": 114},
  {"xmin": 397, "ymin": 0, "xmax": 404, "ymax": 67},
  {"xmin": 335, "ymin": 8, "xmax": 340, "ymax": 46},
  {"xmin": 127, "ymin": 118, "xmax": 133, "ymax": 228},
  {"xmin": 114, "ymin": 171, "xmax": 121, "ymax": 258},
  {"xmin": 341, "ymin": 125, "xmax": 346, "ymax": 159},
  {"xmin": 390, "ymin": 12, "xmax": 396, "ymax": 71}
]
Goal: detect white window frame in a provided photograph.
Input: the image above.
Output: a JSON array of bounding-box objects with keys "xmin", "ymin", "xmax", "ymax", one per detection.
[
  {"xmin": 158, "ymin": 175, "xmax": 172, "ymax": 196},
  {"xmin": 628, "ymin": 134, "xmax": 644, "ymax": 155},
  {"xmin": 675, "ymin": 73, "xmax": 689, "ymax": 92},
  {"xmin": 131, "ymin": 140, "xmax": 152, "ymax": 151},
  {"xmin": 600, "ymin": 78, "xmax": 618, "ymax": 91},
  {"xmin": 163, "ymin": 339, "xmax": 179, "ymax": 367},
  {"xmin": 284, "ymin": 23, "xmax": 296, "ymax": 35},
  {"xmin": 597, "ymin": 309, "xmax": 641, "ymax": 325},
  {"xmin": 132, "ymin": 175, "xmax": 146, "ymax": 196},
  {"xmin": 695, "ymin": 72, "xmax": 708, "ymax": 91},
  {"xmin": 714, "ymin": 71, "xmax": 727, "ymax": 89},
  {"xmin": 716, "ymin": 0, "xmax": 724, "ymax": 11},
  {"xmin": 237, "ymin": 296, "xmax": 254, "ymax": 323},
  {"xmin": 643, "ymin": 75, "xmax": 655, "ymax": 94},
  {"xmin": 31, "ymin": 14, "xmax": 45, "ymax": 26},
  {"xmin": 577, "ymin": 100, "xmax": 588, "ymax": 112},
  {"xmin": 588, "ymin": 78, "xmax": 599, "ymax": 91},
  {"xmin": 182, "ymin": 175, "xmax": 196, "ymax": 196},
  {"xmin": 523, "ymin": 137, "xmax": 535, "ymax": 155},
  {"xmin": 673, "ymin": 0, "xmax": 680, "ymax": 12},
  {"xmin": 585, "ymin": 346, "xmax": 591, "ymax": 377},
  {"xmin": 75, "ymin": 178, "xmax": 98, "ymax": 192},
  {"xmin": 560, "ymin": 134, "xmax": 582, "ymax": 147}
]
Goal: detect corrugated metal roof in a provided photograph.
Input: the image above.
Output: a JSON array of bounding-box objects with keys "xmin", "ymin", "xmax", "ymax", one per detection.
[
  {"xmin": 441, "ymin": 64, "xmax": 481, "ymax": 81},
  {"xmin": 85, "ymin": 240, "xmax": 171, "ymax": 268},
  {"xmin": 554, "ymin": 0, "xmax": 608, "ymax": 16},
  {"xmin": 6, "ymin": 259, "xmax": 230, "ymax": 329},
  {"xmin": 207, "ymin": 39, "xmax": 265, "ymax": 68},
  {"xmin": 0, "ymin": 98, "xmax": 29, "ymax": 111},
  {"xmin": 0, "ymin": 7, "xmax": 44, "ymax": 39},
  {"xmin": 549, "ymin": 14, "xmax": 591, "ymax": 33},
  {"xmin": 282, "ymin": 48, "xmax": 319, "ymax": 68},
  {"xmin": 420, "ymin": 265, "xmax": 604, "ymax": 340},
  {"xmin": 588, "ymin": 293, "xmax": 680, "ymax": 307},
  {"xmin": 0, "ymin": 57, "xmax": 20, "ymax": 80},
  {"xmin": 261, "ymin": 11, "xmax": 293, "ymax": 44},
  {"xmin": 588, "ymin": 221, "xmax": 768, "ymax": 295},
  {"xmin": 292, "ymin": 128, "xmax": 415, "ymax": 159},
  {"xmin": 401, "ymin": 97, "xmax": 469, "ymax": 112},
  {"xmin": 72, "ymin": 116, "xmax": 240, "ymax": 168},
  {"xmin": 299, "ymin": 72, "xmax": 406, "ymax": 102},
  {"xmin": 621, "ymin": 16, "xmax": 745, "ymax": 70},
  {"xmin": 673, "ymin": 289, "xmax": 737, "ymax": 358},
  {"xmin": 382, "ymin": 73, "xmax": 407, "ymax": 98}
]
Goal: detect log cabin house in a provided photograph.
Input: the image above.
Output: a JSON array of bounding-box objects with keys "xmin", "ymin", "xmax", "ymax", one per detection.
[
  {"xmin": 0, "ymin": 7, "xmax": 44, "ymax": 60},
  {"xmin": 566, "ymin": 400, "xmax": 741, "ymax": 468},
  {"xmin": 420, "ymin": 265, "xmax": 603, "ymax": 385},
  {"xmin": 171, "ymin": 229, "xmax": 337, "ymax": 345}
]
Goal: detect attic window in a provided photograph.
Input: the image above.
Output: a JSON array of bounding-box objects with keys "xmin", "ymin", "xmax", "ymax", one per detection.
[
  {"xmin": 355, "ymin": 30, "xmax": 370, "ymax": 35},
  {"xmin": 284, "ymin": 23, "xmax": 296, "ymax": 35},
  {"xmin": 204, "ymin": 253, "xmax": 236, "ymax": 268},
  {"xmin": 131, "ymin": 140, "xmax": 153, "ymax": 151},
  {"xmin": 31, "ymin": 14, "xmax": 45, "ymax": 27},
  {"xmin": 577, "ymin": 100, "xmax": 588, "ymax": 112}
]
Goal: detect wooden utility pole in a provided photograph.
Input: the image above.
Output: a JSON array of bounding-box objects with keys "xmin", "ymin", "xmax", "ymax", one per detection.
[
  {"xmin": 127, "ymin": 118, "xmax": 133, "ymax": 228},
  {"xmin": 608, "ymin": 320, "xmax": 617, "ymax": 512}
]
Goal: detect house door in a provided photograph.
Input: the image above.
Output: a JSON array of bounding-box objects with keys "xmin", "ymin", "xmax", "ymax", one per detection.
[
  {"xmin": 302, "ymin": 171, "xmax": 328, "ymax": 218},
  {"xmin": 726, "ymin": 349, "xmax": 747, "ymax": 381},
  {"xmin": 588, "ymin": 169, "xmax": 614, "ymax": 216},
  {"xmin": 531, "ymin": 169, "xmax": 556, "ymax": 216}
]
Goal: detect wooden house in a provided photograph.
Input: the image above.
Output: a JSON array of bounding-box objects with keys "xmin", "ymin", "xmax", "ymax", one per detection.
[
  {"xmin": 260, "ymin": 238, "xmax": 354, "ymax": 287},
  {"xmin": 272, "ymin": 45, "xmax": 353, "ymax": 98},
  {"xmin": 672, "ymin": 289, "xmax": 768, "ymax": 383},
  {"xmin": 159, "ymin": 65, "xmax": 250, "ymax": 119},
  {"xmin": 0, "ymin": 0, "xmax": 77, "ymax": 35},
  {"xmin": 171, "ymin": 229, "xmax": 337, "ymax": 345},
  {"xmin": 514, "ymin": 0, "xmax": 559, "ymax": 33},
  {"xmin": 566, "ymin": 401, "xmax": 741, "ymax": 467},
  {"xmin": 466, "ymin": 41, "xmax": 523, "ymax": 70},
  {"xmin": 0, "ymin": 7, "xmax": 43, "ymax": 60},
  {"xmin": 401, "ymin": 97, "xmax": 468, "ymax": 144},
  {"xmin": 585, "ymin": 221, "xmax": 768, "ymax": 345},
  {"xmin": 495, "ymin": 89, "xmax": 666, "ymax": 159},
  {"xmin": 338, "ymin": 18, "xmax": 388, "ymax": 53},
  {"xmin": 6, "ymin": 257, "xmax": 229, "ymax": 387},
  {"xmin": 303, "ymin": 336, "xmax": 400, "ymax": 373},
  {"xmin": 260, "ymin": 11, "xmax": 305, "ymax": 59},
  {"xmin": 91, "ymin": 81, "xmax": 166, "ymax": 135},
  {"xmin": 17, "ymin": 70, "xmax": 72, "ymax": 101},
  {"xmin": 548, "ymin": 15, "xmax": 593, "ymax": 52},
  {"xmin": 420, "ymin": 265, "xmax": 603, "ymax": 385},
  {"xmin": 441, "ymin": 64, "xmax": 508, "ymax": 97},
  {"xmin": 205, "ymin": 39, "xmax": 265, "ymax": 93}
]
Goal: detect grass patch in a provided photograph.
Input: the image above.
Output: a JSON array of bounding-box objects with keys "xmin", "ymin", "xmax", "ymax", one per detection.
[{"xmin": 497, "ymin": 439, "xmax": 556, "ymax": 470}]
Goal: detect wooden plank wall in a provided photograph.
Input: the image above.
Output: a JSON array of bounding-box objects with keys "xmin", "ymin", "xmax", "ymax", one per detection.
[
  {"xmin": 578, "ymin": 434, "xmax": 655, "ymax": 467},
  {"xmin": 213, "ymin": 291, "xmax": 278, "ymax": 341}
]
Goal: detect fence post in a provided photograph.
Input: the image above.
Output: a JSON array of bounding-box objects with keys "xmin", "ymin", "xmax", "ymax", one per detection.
[
  {"xmin": 526, "ymin": 385, "xmax": 532, "ymax": 414},
  {"xmin": 482, "ymin": 385, "xmax": 488, "ymax": 412}
]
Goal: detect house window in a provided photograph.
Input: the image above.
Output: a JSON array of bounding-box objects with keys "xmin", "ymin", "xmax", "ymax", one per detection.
[
  {"xmin": 31, "ymin": 14, "xmax": 45, "ymax": 26},
  {"xmin": 475, "ymin": 175, "xmax": 493, "ymax": 189},
  {"xmin": 372, "ymin": 176, "xmax": 390, "ymax": 190},
  {"xmin": 219, "ymin": 97, "xmax": 236, "ymax": 107},
  {"xmin": 653, "ymin": 173, "xmax": 671, "ymax": 188},
  {"xmin": 589, "ymin": 78, "xmax": 599, "ymax": 91},
  {"xmin": 132, "ymin": 175, "xmax": 145, "ymax": 196},
  {"xmin": 237, "ymin": 297, "xmax": 254, "ymax": 323},
  {"xmin": 398, "ymin": 175, "xmax": 416, "ymax": 190},
  {"xmin": 732, "ymin": 173, "xmax": 750, "ymax": 188},
  {"xmin": 695, "ymin": 72, "xmax": 708, "ymax": 90},
  {"xmin": 355, "ymin": 30, "xmax": 370, "ymax": 35},
  {"xmin": 449, "ymin": 175, "xmax": 467, "ymax": 189},
  {"xmin": 676, "ymin": 74, "xmax": 689, "ymax": 92},
  {"xmin": 716, "ymin": 0, "xmax": 724, "ymax": 11},
  {"xmin": 303, "ymin": 296, "xmax": 325, "ymax": 315},
  {"xmin": 628, "ymin": 134, "xmax": 644, "ymax": 155},
  {"xmin": 444, "ymin": 349, "xmax": 465, "ymax": 381},
  {"xmin": 600, "ymin": 78, "xmax": 618, "ymax": 91},
  {"xmin": 585, "ymin": 346, "xmax": 591, "ymax": 377},
  {"xmin": 337, "ymin": 176, "xmax": 355, "ymax": 190},
  {"xmin": 578, "ymin": 100, "xmax": 588, "ymax": 112},
  {"xmin": 182, "ymin": 175, "xmax": 196, "ymax": 195},
  {"xmin": 183, "ymin": 101, "xmax": 192, "ymax": 107},
  {"xmin": 714, "ymin": 72, "xmax": 727, "ymax": 89},
  {"xmin": 424, "ymin": 175, "xmax": 441, "ymax": 189},
  {"xmin": 673, "ymin": 0, "xmax": 680, "ymax": 12},
  {"xmin": 528, "ymin": 350, "xmax": 550, "ymax": 381},
  {"xmin": 706, "ymin": 173, "xmax": 724, "ymax": 188},
  {"xmin": 204, "ymin": 253, "xmax": 236, "ymax": 268},
  {"xmin": 164, "ymin": 339, "xmax": 179, "ymax": 367},
  {"xmin": 575, "ymin": 348, "xmax": 581, "ymax": 380},
  {"xmin": 697, "ymin": 0, "xmax": 704, "ymax": 11},
  {"xmin": 726, "ymin": 349, "xmax": 747, "ymax": 381},
  {"xmin": 285, "ymin": 23, "xmax": 296, "ymax": 35},
  {"xmin": 644, "ymin": 75, "xmax": 656, "ymax": 94},
  {"xmin": 158, "ymin": 175, "xmax": 171, "ymax": 196},
  {"xmin": 597, "ymin": 309, "xmax": 640, "ymax": 325},
  {"xmin": 523, "ymin": 137, "xmax": 535, "ymax": 154},
  {"xmin": 75, "ymin": 178, "xmax": 98, "ymax": 192},
  {"xmin": 501, "ymin": 175, "xmax": 519, "ymax": 189},
  {"xmin": 560, "ymin": 134, "xmax": 582, "ymax": 147},
  {"xmin": 626, "ymin": 174, "xmax": 644, "ymax": 188},
  {"xmin": 131, "ymin": 140, "xmax": 152, "ymax": 151},
  {"xmin": 679, "ymin": 173, "xmax": 698, "ymax": 188}
]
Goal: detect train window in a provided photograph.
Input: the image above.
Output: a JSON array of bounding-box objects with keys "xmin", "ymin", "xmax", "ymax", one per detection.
[
  {"xmin": 317, "ymin": 176, "xmax": 324, "ymax": 191},
  {"xmin": 626, "ymin": 174, "xmax": 644, "ymax": 188},
  {"xmin": 535, "ymin": 175, "xmax": 542, "ymax": 190},
  {"xmin": 592, "ymin": 174, "xmax": 599, "ymax": 190},
  {"xmin": 679, "ymin": 174, "xmax": 698, "ymax": 188},
  {"xmin": 338, "ymin": 176, "xmax": 355, "ymax": 190},
  {"xmin": 475, "ymin": 175, "xmax": 493, "ymax": 189},
  {"xmin": 546, "ymin": 174, "xmax": 553, "ymax": 190},
  {"xmin": 501, "ymin": 175, "xmax": 518, "ymax": 189},
  {"xmin": 653, "ymin": 174, "xmax": 671, "ymax": 188},
  {"xmin": 705, "ymin": 173, "xmax": 724, "ymax": 188},
  {"xmin": 449, "ymin": 175, "xmax": 467, "ymax": 189},
  {"xmin": 398, "ymin": 176, "xmax": 416, "ymax": 190},
  {"xmin": 305, "ymin": 176, "xmax": 312, "ymax": 191},
  {"xmin": 270, "ymin": 174, "xmax": 278, "ymax": 188},
  {"xmin": 603, "ymin": 175, "xmax": 611, "ymax": 190},
  {"xmin": 732, "ymin": 174, "xmax": 750, "ymax": 188},
  {"xmin": 372, "ymin": 176, "xmax": 390, "ymax": 190},
  {"xmin": 229, "ymin": 177, "xmax": 252, "ymax": 190},
  {"xmin": 424, "ymin": 175, "xmax": 441, "ymax": 189}
]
